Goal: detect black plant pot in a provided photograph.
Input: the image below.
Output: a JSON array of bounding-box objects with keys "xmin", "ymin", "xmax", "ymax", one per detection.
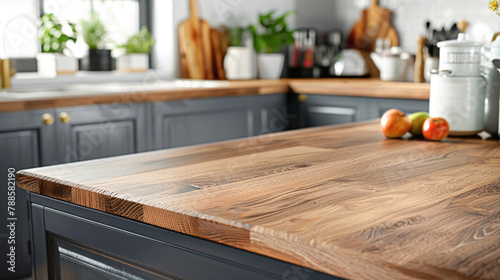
[{"xmin": 86, "ymin": 49, "xmax": 112, "ymax": 71}]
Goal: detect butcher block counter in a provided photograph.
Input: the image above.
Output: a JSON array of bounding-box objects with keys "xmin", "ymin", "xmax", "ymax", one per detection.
[
  {"xmin": 0, "ymin": 78, "xmax": 429, "ymax": 113},
  {"xmin": 17, "ymin": 121, "xmax": 499, "ymax": 279}
]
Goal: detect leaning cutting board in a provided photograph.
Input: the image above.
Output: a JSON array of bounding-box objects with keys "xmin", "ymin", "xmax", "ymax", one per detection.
[
  {"xmin": 347, "ymin": 0, "xmax": 399, "ymax": 52},
  {"xmin": 178, "ymin": 0, "xmax": 213, "ymax": 79},
  {"xmin": 210, "ymin": 28, "xmax": 226, "ymax": 80}
]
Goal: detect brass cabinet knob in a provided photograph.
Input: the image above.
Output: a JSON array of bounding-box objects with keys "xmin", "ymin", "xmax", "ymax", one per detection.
[
  {"xmin": 41, "ymin": 113, "xmax": 54, "ymax": 125},
  {"xmin": 297, "ymin": 94, "xmax": 307, "ymax": 102},
  {"xmin": 59, "ymin": 112, "xmax": 71, "ymax": 124}
]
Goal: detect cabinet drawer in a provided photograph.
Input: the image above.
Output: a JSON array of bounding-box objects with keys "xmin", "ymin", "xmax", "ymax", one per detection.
[{"xmin": 43, "ymin": 207, "xmax": 279, "ymax": 280}]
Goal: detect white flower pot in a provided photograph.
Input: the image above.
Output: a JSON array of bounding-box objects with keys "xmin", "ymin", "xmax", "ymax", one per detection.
[
  {"xmin": 36, "ymin": 53, "xmax": 78, "ymax": 78},
  {"xmin": 116, "ymin": 54, "xmax": 149, "ymax": 73},
  {"xmin": 257, "ymin": 53, "xmax": 284, "ymax": 80},
  {"xmin": 223, "ymin": 47, "xmax": 255, "ymax": 80}
]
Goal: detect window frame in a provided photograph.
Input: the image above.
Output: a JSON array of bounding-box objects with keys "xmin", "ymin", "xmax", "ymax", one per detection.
[{"xmin": 15, "ymin": 0, "xmax": 152, "ymax": 72}]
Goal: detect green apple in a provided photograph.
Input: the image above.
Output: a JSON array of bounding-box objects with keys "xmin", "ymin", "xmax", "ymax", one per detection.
[{"xmin": 408, "ymin": 112, "xmax": 430, "ymax": 137}]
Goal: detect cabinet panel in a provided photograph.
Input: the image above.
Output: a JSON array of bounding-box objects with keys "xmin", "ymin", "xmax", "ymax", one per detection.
[
  {"xmin": 28, "ymin": 195, "xmax": 338, "ymax": 280},
  {"xmin": 71, "ymin": 121, "xmax": 135, "ymax": 161},
  {"xmin": 154, "ymin": 97, "xmax": 253, "ymax": 150},
  {"xmin": 368, "ymin": 98, "xmax": 430, "ymax": 119},
  {"xmin": 161, "ymin": 108, "xmax": 250, "ymax": 149},
  {"xmin": 255, "ymin": 94, "xmax": 289, "ymax": 135},
  {"xmin": 42, "ymin": 206, "xmax": 286, "ymax": 280},
  {"xmin": 55, "ymin": 239, "xmax": 178, "ymax": 280},
  {"xmin": 0, "ymin": 130, "xmax": 40, "ymax": 168},
  {"xmin": 153, "ymin": 95, "xmax": 288, "ymax": 150},
  {"xmin": 0, "ymin": 109, "xmax": 57, "ymax": 279},
  {"xmin": 302, "ymin": 95, "xmax": 369, "ymax": 127},
  {"xmin": 56, "ymin": 103, "xmax": 149, "ymax": 163}
]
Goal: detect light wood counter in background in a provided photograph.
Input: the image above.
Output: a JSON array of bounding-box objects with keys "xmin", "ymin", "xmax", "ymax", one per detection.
[{"xmin": 0, "ymin": 78, "xmax": 430, "ymax": 113}]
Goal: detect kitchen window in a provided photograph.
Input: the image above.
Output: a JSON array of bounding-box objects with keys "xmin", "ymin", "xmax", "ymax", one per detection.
[{"xmin": 0, "ymin": 0, "xmax": 151, "ymax": 72}]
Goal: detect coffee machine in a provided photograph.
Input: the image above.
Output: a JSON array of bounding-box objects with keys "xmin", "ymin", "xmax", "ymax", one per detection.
[{"xmin": 429, "ymin": 33, "xmax": 486, "ymax": 136}]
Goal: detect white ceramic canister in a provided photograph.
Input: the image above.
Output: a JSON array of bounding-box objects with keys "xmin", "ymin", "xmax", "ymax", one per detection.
[
  {"xmin": 483, "ymin": 63, "xmax": 500, "ymax": 135},
  {"xmin": 223, "ymin": 46, "xmax": 255, "ymax": 80},
  {"xmin": 437, "ymin": 33, "xmax": 483, "ymax": 76},
  {"xmin": 429, "ymin": 72, "xmax": 487, "ymax": 136}
]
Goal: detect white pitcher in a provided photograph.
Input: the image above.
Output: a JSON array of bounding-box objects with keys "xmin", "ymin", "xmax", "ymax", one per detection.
[{"xmin": 370, "ymin": 48, "xmax": 412, "ymax": 82}]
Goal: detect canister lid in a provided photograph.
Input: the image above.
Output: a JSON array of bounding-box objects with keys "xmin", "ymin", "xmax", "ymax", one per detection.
[{"xmin": 437, "ymin": 33, "xmax": 483, "ymax": 48}]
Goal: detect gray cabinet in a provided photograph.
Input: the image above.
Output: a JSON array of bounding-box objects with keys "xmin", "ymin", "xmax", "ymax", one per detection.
[
  {"xmin": 301, "ymin": 94, "xmax": 430, "ymax": 127},
  {"xmin": 0, "ymin": 109, "xmax": 58, "ymax": 279},
  {"xmin": 302, "ymin": 95, "xmax": 369, "ymax": 127},
  {"xmin": 56, "ymin": 103, "xmax": 150, "ymax": 163},
  {"xmin": 29, "ymin": 194, "xmax": 339, "ymax": 280},
  {"xmin": 367, "ymin": 98, "xmax": 430, "ymax": 119},
  {"xmin": 153, "ymin": 94, "xmax": 287, "ymax": 150}
]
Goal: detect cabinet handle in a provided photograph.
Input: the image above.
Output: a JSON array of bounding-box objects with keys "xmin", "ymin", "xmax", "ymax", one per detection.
[
  {"xmin": 59, "ymin": 112, "xmax": 71, "ymax": 124},
  {"xmin": 297, "ymin": 94, "xmax": 307, "ymax": 102},
  {"xmin": 41, "ymin": 113, "xmax": 54, "ymax": 125}
]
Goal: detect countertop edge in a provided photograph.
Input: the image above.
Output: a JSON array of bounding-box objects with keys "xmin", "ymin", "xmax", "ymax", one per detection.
[{"xmin": 0, "ymin": 79, "xmax": 430, "ymax": 113}]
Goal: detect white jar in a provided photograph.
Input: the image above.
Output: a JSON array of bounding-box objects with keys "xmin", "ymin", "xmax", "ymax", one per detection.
[
  {"xmin": 437, "ymin": 33, "xmax": 483, "ymax": 76},
  {"xmin": 429, "ymin": 72, "xmax": 487, "ymax": 136},
  {"xmin": 483, "ymin": 64, "xmax": 500, "ymax": 135}
]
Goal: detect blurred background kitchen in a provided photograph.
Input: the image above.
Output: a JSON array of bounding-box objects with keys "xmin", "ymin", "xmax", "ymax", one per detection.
[{"xmin": 1, "ymin": 0, "xmax": 499, "ymax": 79}]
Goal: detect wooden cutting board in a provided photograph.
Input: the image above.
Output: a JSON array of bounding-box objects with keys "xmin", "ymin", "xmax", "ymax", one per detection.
[
  {"xmin": 347, "ymin": 0, "xmax": 399, "ymax": 52},
  {"xmin": 178, "ymin": 0, "xmax": 213, "ymax": 79},
  {"xmin": 210, "ymin": 28, "xmax": 226, "ymax": 80}
]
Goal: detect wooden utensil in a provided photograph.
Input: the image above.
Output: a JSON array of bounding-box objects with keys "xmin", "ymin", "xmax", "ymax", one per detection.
[
  {"xmin": 178, "ymin": 0, "xmax": 213, "ymax": 79},
  {"xmin": 347, "ymin": 0, "xmax": 399, "ymax": 52},
  {"xmin": 210, "ymin": 28, "xmax": 226, "ymax": 80},
  {"xmin": 457, "ymin": 20, "xmax": 468, "ymax": 33},
  {"xmin": 413, "ymin": 36, "xmax": 426, "ymax": 83}
]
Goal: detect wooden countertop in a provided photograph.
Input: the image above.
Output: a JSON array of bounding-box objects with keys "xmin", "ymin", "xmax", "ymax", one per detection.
[
  {"xmin": 17, "ymin": 121, "xmax": 499, "ymax": 279},
  {"xmin": 289, "ymin": 78, "xmax": 430, "ymax": 100},
  {"xmin": 0, "ymin": 79, "xmax": 430, "ymax": 113}
]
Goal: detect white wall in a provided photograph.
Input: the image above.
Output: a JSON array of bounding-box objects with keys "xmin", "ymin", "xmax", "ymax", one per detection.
[
  {"xmin": 152, "ymin": 0, "xmax": 296, "ymax": 78},
  {"xmin": 295, "ymin": 0, "xmax": 500, "ymax": 53},
  {"xmin": 152, "ymin": 0, "xmax": 500, "ymax": 78}
]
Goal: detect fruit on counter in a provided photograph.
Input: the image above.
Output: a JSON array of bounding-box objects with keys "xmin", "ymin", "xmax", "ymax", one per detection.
[
  {"xmin": 380, "ymin": 109, "xmax": 412, "ymax": 138},
  {"xmin": 408, "ymin": 111, "xmax": 430, "ymax": 137},
  {"xmin": 422, "ymin": 117, "xmax": 450, "ymax": 141}
]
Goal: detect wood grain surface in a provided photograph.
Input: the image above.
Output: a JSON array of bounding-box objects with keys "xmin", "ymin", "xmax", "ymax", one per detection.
[
  {"xmin": 0, "ymin": 78, "xmax": 430, "ymax": 113},
  {"xmin": 17, "ymin": 121, "xmax": 500, "ymax": 279},
  {"xmin": 178, "ymin": 0, "xmax": 213, "ymax": 79},
  {"xmin": 289, "ymin": 78, "xmax": 430, "ymax": 100},
  {"xmin": 346, "ymin": 0, "xmax": 399, "ymax": 52}
]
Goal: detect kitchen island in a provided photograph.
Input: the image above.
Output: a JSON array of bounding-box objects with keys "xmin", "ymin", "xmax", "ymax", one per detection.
[{"xmin": 17, "ymin": 120, "xmax": 500, "ymax": 279}]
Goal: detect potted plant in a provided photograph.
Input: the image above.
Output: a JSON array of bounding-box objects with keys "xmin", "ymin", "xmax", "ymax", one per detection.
[
  {"xmin": 249, "ymin": 11, "xmax": 295, "ymax": 79},
  {"xmin": 223, "ymin": 27, "xmax": 255, "ymax": 80},
  {"xmin": 116, "ymin": 27, "xmax": 155, "ymax": 72},
  {"xmin": 37, "ymin": 13, "xmax": 78, "ymax": 77},
  {"xmin": 81, "ymin": 11, "xmax": 111, "ymax": 71}
]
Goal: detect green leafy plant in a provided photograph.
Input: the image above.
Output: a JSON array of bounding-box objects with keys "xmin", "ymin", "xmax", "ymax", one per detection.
[
  {"xmin": 39, "ymin": 13, "xmax": 77, "ymax": 54},
  {"xmin": 81, "ymin": 12, "xmax": 107, "ymax": 49},
  {"xmin": 119, "ymin": 26, "xmax": 155, "ymax": 54},
  {"xmin": 229, "ymin": 27, "xmax": 244, "ymax": 47},
  {"xmin": 249, "ymin": 11, "xmax": 295, "ymax": 53}
]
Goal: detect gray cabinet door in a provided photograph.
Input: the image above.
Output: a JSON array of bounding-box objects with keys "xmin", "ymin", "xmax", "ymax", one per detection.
[
  {"xmin": 302, "ymin": 95, "xmax": 369, "ymax": 127},
  {"xmin": 153, "ymin": 95, "xmax": 286, "ymax": 150},
  {"xmin": 367, "ymin": 98, "xmax": 430, "ymax": 119},
  {"xmin": 56, "ymin": 103, "xmax": 149, "ymax": 163},
  {"xmin": 0, "ymin": 109, "xmax": 57, "ymax": 279},
  {"xmin": 254, "ymin": 94, "xmax": 289, "ymax": 135}
]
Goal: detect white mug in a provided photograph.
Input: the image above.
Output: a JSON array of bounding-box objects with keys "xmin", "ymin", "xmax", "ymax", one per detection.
[{"xmin": 223, "ymin": 47, "xmax": 254, "ymax": 80}]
